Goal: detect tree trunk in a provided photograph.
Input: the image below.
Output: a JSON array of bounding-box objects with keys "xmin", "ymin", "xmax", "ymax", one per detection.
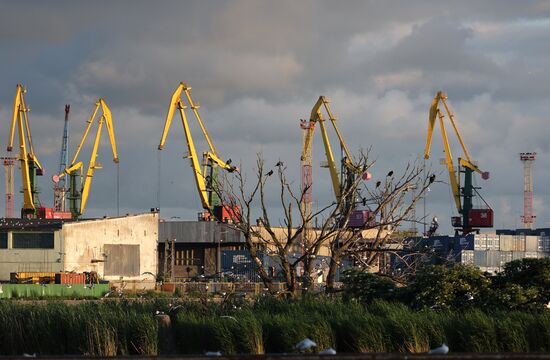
[{"xmin": 326, "ymin": 253, "xmax": 341, "ymax": 294}]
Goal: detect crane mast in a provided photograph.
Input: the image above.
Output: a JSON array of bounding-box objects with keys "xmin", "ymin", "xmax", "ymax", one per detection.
[
  {"xmin": 54, "ymin": 105, "xmax": 70, "ymax": 212},
  {"xmin": 301, "ymin": 96, "xmax": 369, "ymax": 228},
  {"xmin": 53, "ymin": 99, "xmax": 119, "ymax": 218},
  {"xmin": 424, "ymin": 91, "xmax": 492, "ymax": 234},
  {"xmin": 158, "ymin": 82, "xmax": 237, "ymax": 222},
  {"xmin": 7, "ymin": 84, "xmax": 45, "ymax": 218}
]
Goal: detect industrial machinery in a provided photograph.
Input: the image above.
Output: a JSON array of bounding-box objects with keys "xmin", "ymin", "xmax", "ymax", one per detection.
[
  {"xmin": 7, "ymin": 84, "xmax": 71, "ymax": 219},
  {"xmin": 53, "ymin": 99, "xmax": 119, "ymax": 218},
  {"xmin": 424, "ymin": 91, "xmax": 492, "ymax": 234},
  {"xmin": 301, "ymin": 96, "xmax": 372, "ymax": 228},
  {"xmin": 53, "ymin": 105, "xmax": 70, "ymax": 212},
  {"xmin": 158, "ymin": 82, "xmax": 238, "ymax": 222}
]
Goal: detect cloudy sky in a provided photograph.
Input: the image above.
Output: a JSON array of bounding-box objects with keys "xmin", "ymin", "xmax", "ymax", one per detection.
[{"xmin": 1, "ymin": 1, "xmax": 549, "ymax": 234}]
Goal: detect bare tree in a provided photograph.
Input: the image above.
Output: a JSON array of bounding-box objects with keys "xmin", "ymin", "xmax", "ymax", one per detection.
[{"xmin": 214, "ymin": 152, "xmax": 434, "ymax": 297}]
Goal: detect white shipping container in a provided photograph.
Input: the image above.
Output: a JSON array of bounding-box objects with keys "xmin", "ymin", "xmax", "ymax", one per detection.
[
  {"xmin": 512, "ymin": 251, "xmax": 525, "ymax": 260},
  {"xmin": 474, "ymin": 251, "xmax": 488, "ymax": 267},
  {"xmin": 525, "ymin": 251, "xmax": 538, "ymax": 259},
  {"xmin": 499, "ymin": 251, "xmax": 513, "ymax": 267},
  {"xmin": 526, "ymin": 236, "xmax": 539, "ymax": 252},
  {"xmin": 538, "ymin": 252, "xmax": 549, "ymax": 259},
  {"xmin": 460, "ymin": 250, "xmax": 474, "ymax": 265},
  {"xmin": 513, "ymin": 236, "xmax": 526, "ymax": 251},
  {"xmin": 474, "ymin": 235, "xmax": 487, "ymax": 250},
  {"xmin": 500, "ymin": 235, "xmax": 514, "ymax": 251},
  {"xmin": 487, "ymin": 250, "xmax": 500, "ymax": 267}
]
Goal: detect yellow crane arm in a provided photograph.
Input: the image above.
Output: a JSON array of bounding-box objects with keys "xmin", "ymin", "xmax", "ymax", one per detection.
[
  {"xmin": 436, "ymin": 109, "xmax": 462, "ymax": 212},
  {"xmin": 158, "ymin": 82, "xmax": 234, "ymax": 211},
  {"xmin": 424, "ymin": 91, "xmax": 490, "ymax": 215},
  {"xmin": 304, "ymin": 96, "xmax": 358, "ymax": 203},
  {"xmin": 79, "ymin": 116, "xmax": 105, "ymax": 215},
  {"xmin": 66, "ymin": 99, "xmax": 119, "ymax": 216},
  {"xmin": 7, "ymin": 84, "xmax": 43, "ymax": 211}
]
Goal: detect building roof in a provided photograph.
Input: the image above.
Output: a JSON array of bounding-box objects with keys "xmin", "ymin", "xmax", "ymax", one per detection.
[{"xmin": 0, "ymin": 218, "xmax": 75, "ymax": 231}]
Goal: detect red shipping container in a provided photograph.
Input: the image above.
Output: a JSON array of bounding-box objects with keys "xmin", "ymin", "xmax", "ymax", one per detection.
[
  {"xmin": 52, "ymin": 211, "xmax": 72, "ymax": 219},
  {"xmin": 37, "ymin": 207, "xmax": 54, "ymax": 219},
  {"xmin": 213, "ymin": 205, "xmax": 240, "ymax": 223},
  {"xmin": 468, "ymin": 209, "xmax": 494, "ymax": 228},
  {"xmin": 55, "ymin": 273, "xmax": 86, "ymax": 284}
]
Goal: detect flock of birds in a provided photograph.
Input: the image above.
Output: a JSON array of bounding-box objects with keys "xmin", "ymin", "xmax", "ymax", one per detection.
[{"xmin": 199, "ymin": 338, "xmax": 448, "ymax": 356}]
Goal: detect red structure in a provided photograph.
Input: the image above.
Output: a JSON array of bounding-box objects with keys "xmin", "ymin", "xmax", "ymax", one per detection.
[{"xmin": 520, "ymin": 152, "xmax": 536, "ymax": 229}]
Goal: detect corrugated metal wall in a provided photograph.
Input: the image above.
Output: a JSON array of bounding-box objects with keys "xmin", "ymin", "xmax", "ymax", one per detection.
[{"xmin": 159, "ymin": 221, "xmax": 243, "ymax": 244}]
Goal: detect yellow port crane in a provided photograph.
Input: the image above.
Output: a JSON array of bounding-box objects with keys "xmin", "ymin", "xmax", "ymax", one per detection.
[
  {"xmin": 158, "ymin": 82, "xmax": 237, "ymax": 221},
  {"xmin": 424, "ymin": 91, "xmax": 492, "ymax": 234},
  {"xmin": 7, "ymin": 84, "xmax": 45, "ymax": 217},
  {"xmin": 53, "ymin": 99, "xmax": 119, "ymax": 218},
  {"xmin": 301, "ymin": 96, "xmax": 368, "ymax": 227}
]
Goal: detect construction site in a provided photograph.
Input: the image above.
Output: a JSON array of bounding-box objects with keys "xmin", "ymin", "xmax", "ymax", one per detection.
[{"xmin": 0, "ymin": 82, "xmax": 544, "ymax": 295}]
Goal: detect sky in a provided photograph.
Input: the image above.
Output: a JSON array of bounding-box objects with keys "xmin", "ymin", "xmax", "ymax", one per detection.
[{"xmin": 0, "ymin": 1, "xmax": 549, "ymax": 234}]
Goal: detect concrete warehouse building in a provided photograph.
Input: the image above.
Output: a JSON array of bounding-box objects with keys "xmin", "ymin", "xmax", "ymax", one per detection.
[{"xmin": 0, "ymin": 213, "xmax": 158, "ymax": 284}]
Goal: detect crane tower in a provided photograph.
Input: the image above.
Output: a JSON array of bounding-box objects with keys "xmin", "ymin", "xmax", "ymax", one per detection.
[
  {"xmin": 54, "ymin": 105, "xmax": 70, "ymax": 212},
  {"xmin": 520, "ymin": 152, "xmax": 536, "ymax": 229}
]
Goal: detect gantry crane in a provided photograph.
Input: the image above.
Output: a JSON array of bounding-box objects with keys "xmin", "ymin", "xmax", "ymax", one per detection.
[
  {"xmin": 301, "ymin": 96, "xmax": 371, "ymax": 228},
  {"xmin": 7, "ymin": 84, "xmax": 46, "ymax": 218},
  {"xmin": 424, "ymin": 91, "xmax": 492, "ymax": 234},
  {"xmin": 53, "ymin": 99, "xmax": 119, "ymax": 218},
  {"xmin": 158, "ymin": 82, "xmax": 237, "ymax": 222}
]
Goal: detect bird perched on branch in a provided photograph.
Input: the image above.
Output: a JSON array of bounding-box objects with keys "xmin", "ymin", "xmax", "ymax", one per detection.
[{"xmin": 266, "ymin": 170, "xmax": 274, "ymax": 176}]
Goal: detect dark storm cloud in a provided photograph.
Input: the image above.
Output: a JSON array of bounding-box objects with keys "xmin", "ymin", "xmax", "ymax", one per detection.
[{"xmin": 0, "ymin": 1, "xmax": 549, "ymax": 232}]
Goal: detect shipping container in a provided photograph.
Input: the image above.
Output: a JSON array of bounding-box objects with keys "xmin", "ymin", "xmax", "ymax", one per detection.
[
  {"xmin": 512, "ymin": 251, "xmax": 525, "ymax": 261},
  {"xmin": 460, "ymin": 250, "xmax": 474, "ymax": 265},
  {"xmin": 474, "ymin": 234, "xmax": 487, "ymax": 250},
  {"xmin": 55, "ymin": 273, "xmax": 86, "ymax": 285},
  {"xmin": 500, "ymin": 235, "xmax": 514, "ymax": 251},
  {"xmin": 526, "ymin": 236, "xmax": 539, "ymax": 252},
  {"xmin": 499, "ymin": 251, "xmax": 513, "ymax": 267},
  {"xmin": 537, "ymin": 252, "xmax": 549, "ymax": 259},
  {"xmin": 487, "ymin": 234, "xmax": 500, "ymax": 250},
  {"xmin": 474, "ymin": 251, "xmax": 488, "ymax": 267},
  {"xmin": 525, "ymin": 251, "xmax": 538, "ymax": 259},
  {"xmin": 487, "ymin": 250, "xmax": 500, "ymax": 267},
  {"xmin": 454, "ymin": 235, "xmax": 474, "ymax": 251},
  {"xmin": 468, "ymin": 209, "xmax": 493, "ymax": 227}
]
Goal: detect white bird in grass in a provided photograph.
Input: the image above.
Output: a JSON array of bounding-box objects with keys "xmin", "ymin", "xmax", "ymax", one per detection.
[
  {"xmin": 296, "ymin": 338, "xmax": 317, "ymax": 351},
  {"xmin": 428, "ymin": 343, "xmax": 449, "ymax": 354},
  {"xmin": 205, "ymin": 351, "xmax": 221, "ymax": 356},
  {"xmin": 318, "ymin": 348, "xmax": 337, "ymax": 355}
]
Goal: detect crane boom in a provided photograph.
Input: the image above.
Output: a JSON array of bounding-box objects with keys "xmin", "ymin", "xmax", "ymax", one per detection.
[
  {"xmin": 158, "ymin": 82, "xmax": 236, "ymax": 214},
  {"xmin": 7, "ymin": 84, "xmax": 44, "ymax": 216},
  {"xmin": 424, "ymin": 91, "xmax": 492, "ymax": 233},
  {"xmin": 55, "ymin": 99, "xmax": 119, "ymax": 217},
  {"xmin": 302, "ymin": 96, "xmax": 358, "ymax": 203}
]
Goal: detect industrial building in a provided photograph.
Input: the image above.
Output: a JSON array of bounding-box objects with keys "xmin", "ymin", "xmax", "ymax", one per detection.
[{"xmin": 0, "ymin": 213, "xmax": 159, "ymax": 286}]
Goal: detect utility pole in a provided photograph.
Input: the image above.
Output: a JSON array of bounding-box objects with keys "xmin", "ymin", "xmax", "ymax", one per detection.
[
  {"xmin": 54, "ymin": 105, "xmax": 70, "ymax": 212},
  {"xmin": 520, "ymin": 152, "xmax": 536, "ymax": 229}
]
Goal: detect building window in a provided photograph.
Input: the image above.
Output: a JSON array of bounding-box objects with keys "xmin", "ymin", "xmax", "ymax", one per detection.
[
  {"xmin": 12, "ymin": 233, "xmax": 54, "ymax": 249},
  {"xmin": 0, "ymin": 233, "xmax": 7, "ymax": 249},
  {"xmin": 176, "ymin": 249, "xmax": 199, "ymax": 266}
]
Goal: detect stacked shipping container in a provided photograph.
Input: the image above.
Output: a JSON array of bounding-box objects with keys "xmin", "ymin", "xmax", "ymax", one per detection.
[{"xmin": 457, "ymin": 232, "xmax": 549, "ymax": 273}]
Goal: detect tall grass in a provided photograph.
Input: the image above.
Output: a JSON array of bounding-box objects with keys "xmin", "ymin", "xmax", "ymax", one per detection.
[{"xmin": 0, "ymin": 297, "xmax": 548, "ymax": 355}]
